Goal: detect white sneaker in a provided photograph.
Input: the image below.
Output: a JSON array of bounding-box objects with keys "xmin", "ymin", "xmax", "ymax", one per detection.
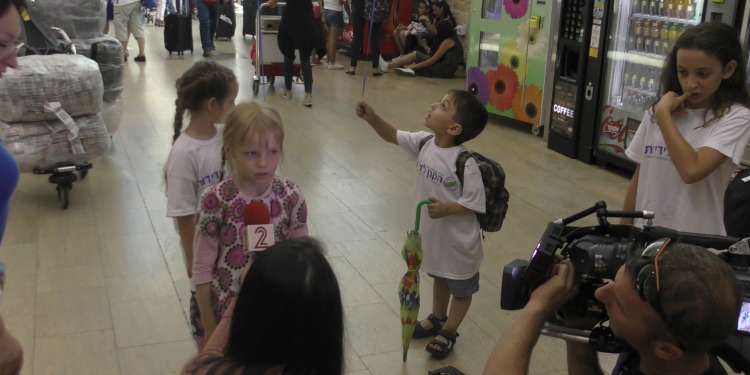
[
  {"xmin": 378, "ymin": 55, "xmax": 389, "ymax": 73},
  {"xmin": 394, "ymin": 67, "xmax": 415, "ymax": 77},
  {"xmin": 302, "ymin": 95, "xmax": 313, "ymax": 107},
  {"xmin": 327, "ymin": 62, "xmax": 344, "ymax": 70},
  {"xmin": 321, "ymin": 56, "xmax": 329, "ymax": 63}
]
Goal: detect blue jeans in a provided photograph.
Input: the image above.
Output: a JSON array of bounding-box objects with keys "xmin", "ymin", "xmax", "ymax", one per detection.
[
  {"xmin": 196, "ymin": 0, "xmax": 220, "ymax": 50},
  {"xmin": 167, "ymin": 0, "xmax": 176, "ymax": 13}
]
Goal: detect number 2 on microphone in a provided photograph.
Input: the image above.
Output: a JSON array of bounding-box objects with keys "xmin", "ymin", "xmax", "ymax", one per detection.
[{"xmin": 254, "ymin": 227, "xmax": 270, "ymax": 249}]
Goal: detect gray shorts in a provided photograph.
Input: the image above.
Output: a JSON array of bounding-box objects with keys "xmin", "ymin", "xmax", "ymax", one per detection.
[
  {"xmin": 429, "ymin": 272, "xmax": 480, "ymax": 298},
  {"xmin": 324, "ymin": 9, "xmax": 344, "ymax": 29},
  {"xmin": 113, "ymin": 1, "xmax": 145, "ymax": 42}
]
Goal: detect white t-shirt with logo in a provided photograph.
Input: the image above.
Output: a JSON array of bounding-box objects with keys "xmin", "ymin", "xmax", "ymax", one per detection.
[
  {"xmin": 323, "ymin": 0, "xmax": 343, "ymax": 12},
  {"xmin": 625, "ymin": 105, "xmax": 750, "ymax": 235},
  {"xmin": 166, "ymin": 125, "xmax": 224, "ymax": 218},
  {"xmin": 397, "ymin": 130, "xmax": 486, "ymax": 280}
]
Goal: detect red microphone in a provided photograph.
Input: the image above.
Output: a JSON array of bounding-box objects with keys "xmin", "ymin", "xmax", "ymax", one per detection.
[{"xmin": 243, "ymin": 201, "xmax": 275, "ymax": 252}]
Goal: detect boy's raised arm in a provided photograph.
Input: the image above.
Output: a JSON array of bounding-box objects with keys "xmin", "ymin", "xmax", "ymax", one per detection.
[{"xmin": 356, "ymin": 100, "xmax": 398, "ymax": 145}]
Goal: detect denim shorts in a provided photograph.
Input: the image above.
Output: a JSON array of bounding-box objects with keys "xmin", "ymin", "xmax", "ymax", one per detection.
[
  {"xmin": 428, "ymin": 272, "xmax": 480, "ymax": 298},
  {"xmin": 324, "ymin": 9, "xmax": 344, "ymax": 29}
]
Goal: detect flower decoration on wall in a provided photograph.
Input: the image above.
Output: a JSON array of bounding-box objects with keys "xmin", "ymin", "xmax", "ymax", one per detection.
[
  {"xmin": 466, "ymin": 67, "xmax": 490, "ymax": 105},
  {"xmin": 512, "ymin": 84, "xmax": 543, "ymax": 124},
  {"xmin": 503, "ymin": 0, "xmax": 529, "ymax": 19},
  {"xmin": 500, "ymin": 42, "xmax": 527, "ymax": 81},
  {"xmin": 487, "ymin": 64, "xmax": 519, "ymax": 112},
  {"xmin": 516, "ymin": 19, "xmax": 549, "ymax": 59}
]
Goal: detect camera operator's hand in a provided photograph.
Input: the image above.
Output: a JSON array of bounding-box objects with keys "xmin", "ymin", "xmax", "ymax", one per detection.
[{"xmin": 528, "ymin": 260, "xmax": 580, "ymax": 315}]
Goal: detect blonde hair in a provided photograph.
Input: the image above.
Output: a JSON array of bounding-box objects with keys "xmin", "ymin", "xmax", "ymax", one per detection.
[{"xmin": 221, "ymin": 101, "xmax": 285, "ymax": 175}]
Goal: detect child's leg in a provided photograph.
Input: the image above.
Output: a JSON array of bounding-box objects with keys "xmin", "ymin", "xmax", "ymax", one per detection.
[
  {"xmin": 426, "ymin": 273, "xmax": 479, "ymax": 356},
  {"xmin": 417, "ymin": 277, "xmax": 450, "ymax": 331}
]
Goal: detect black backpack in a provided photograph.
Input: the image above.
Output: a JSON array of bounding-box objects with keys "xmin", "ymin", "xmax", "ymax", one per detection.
[
  {"xmin": 419, "ymin": 135, "xmax": 510, "ymax": 232},
  {"xmin": 725, "ymin": 168, "xmax": 750, "ymax": 238}
]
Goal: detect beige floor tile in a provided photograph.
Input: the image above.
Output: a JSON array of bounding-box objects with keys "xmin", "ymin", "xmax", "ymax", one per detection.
[
  {"xmin": 149, "ymin": 210, "xmax": 180, "ymax": 240},
  {"xmin": 346, "ymin": 371, "xmax": 372, "ymax": 375},
  {"xmin": 345, "ymin": 303, "xmax": 403, "ymax": 357},
  {"xmin": 36, "ymin": 264, "xmax": 105, "ymax": 293},
  {"xmin": 338, "ymin": 239, "xmax": 408, "ymax": 285},
  {"xmin": 35, "ymin": 330, "xmax": 119, "ymax": 375},
  {"xmin": 110, "ymin": 296, "xmax": 192, "ymax": 348},
  {"xmin": 351, "ymin": 202, "xmax": 413, "ymax": 234},
  {"xmin": 100, "ymin": 232, "xmax": 169, "ymax": 277},
  {"xmin": 0, "ymin": 286, "xmax": 35, "ymax": 319},
  {"xmin": 95, "ymin": 207, "xmax": 154, "ymax": 237},
  {"xmin": 106, "ymin": 271, "xmax": 176, "ymax": 301},
  {"xmin": 35, "ymin": 287, "xmax": 111, "ymax": 337},
  {"xmin": 37, "ymin": 225, "xmax": 102, "ymax": 269},
  {"xmin": 37, "ymin": 205, "xmax": 97, "ymax": 230},
  {"xmin": 320, "ymin": 179, "xmax": 387, "ymax": 207},
  {"xmin": 140, "ymin": 182, "xmax": 169, "ymax": 213},
  {"xmin": 118, "ymin": 340, "xmax": 197, "ymax": 375},
  {"xmin": 299, "ymin": 182, "xmax": 350, "ymax": 214},
  {"xmin": 0, "ymin": 243, "xmax": 36, "ymax": 290},
  {"xmin": 2, "ymin": 217, "xmax": 38, "ymax": 246},
  {"xmin": 309, "ymin": 212, "xmax": 379, "ymax": 243},
  {"xmin": 329, "ymin": 256, "xmax": 383, "ymax": 308}
]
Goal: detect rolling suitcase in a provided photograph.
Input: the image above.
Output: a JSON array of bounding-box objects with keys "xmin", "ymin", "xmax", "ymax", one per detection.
[
  {"xmin": 215, "ymin": 0, "xmax": 236, "ymax": 40},
  {"xmin": 164, "ymin": 0, "xmax": 193, "ymax": 55}
]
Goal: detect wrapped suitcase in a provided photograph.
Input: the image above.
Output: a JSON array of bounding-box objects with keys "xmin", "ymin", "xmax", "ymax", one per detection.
[{"xmin": 165, "ymin": 0, "xmax": 193, "ymax": 55}]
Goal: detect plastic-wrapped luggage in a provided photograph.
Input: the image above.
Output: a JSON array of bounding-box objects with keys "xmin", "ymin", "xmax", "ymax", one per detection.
[
  {"xmin": 34, "ymin": 0, "xmax": 106, "ymax": 40},
  {"xmin": 0, "ymin": 114, "xmax": 112, "ymax": 173},
  {"xmin": 0, "ymin": 54, "xmax": 103, "ymax": 123},
  {"xmin": 73, "ymin": 35, "xmax": 125, "ymax": 101},
  {"xmin": 102, "ymin": 98, "xmax": 123, "ymax": 136}
]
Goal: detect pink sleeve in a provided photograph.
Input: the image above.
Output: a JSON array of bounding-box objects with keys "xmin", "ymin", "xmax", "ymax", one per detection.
[
  {"xmin": 192, "ymin": 232, "xmax": 219, "ymax": 286},
  {"xmin": 201, "ymin": 299, "xmax": 235, "ymax": 354}
]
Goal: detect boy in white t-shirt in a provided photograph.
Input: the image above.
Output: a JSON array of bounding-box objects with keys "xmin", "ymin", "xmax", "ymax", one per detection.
[{"xmin": 356, "ymin": 89, "xmax": 489, "ymax": 359}]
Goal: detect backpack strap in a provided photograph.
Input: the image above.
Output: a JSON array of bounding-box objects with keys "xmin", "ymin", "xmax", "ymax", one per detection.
[
  {"xmin": 418, "ymin": 134, "xmax": 435, "ymax": 152},
  {"xmin": 455, "ymin": 151, "xmax": 472, "ymax": 188}
]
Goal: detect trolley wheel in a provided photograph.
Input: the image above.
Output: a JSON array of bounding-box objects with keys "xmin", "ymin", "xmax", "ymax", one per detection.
[
  {"xmin": 253, "ymin": 80, "xmax": 260, "ymax": 95},
  {"xmin": 531, "ymin": 124, "xmax": 543, "ymax": 137},
  {"xmin": 169, "ymin": 51, "xmax": 172, "ymax": 56},
  {"xmin": 56, "ymin": 184, "xmax": 71, "ymax": 209},
  {"xmin": 80, "ymin": 169, "xmax": 89, "ymax": 179},
  {"xmin": 269, "ymin": 76, "xmax": 275, "ymax": 85}
]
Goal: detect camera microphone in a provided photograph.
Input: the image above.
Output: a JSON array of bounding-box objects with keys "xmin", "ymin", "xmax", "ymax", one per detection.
[{"xmin": 641, "ymin": 226, "xmax": 739, "ymax": 250}]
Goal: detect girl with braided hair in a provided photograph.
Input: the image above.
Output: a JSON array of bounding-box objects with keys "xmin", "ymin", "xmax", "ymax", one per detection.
[
  {"xmin": 192, "ymin": 100, "xmax": 308, "ymax": 344},
  {"xmin": 165, "ymin": 60, "xmax": 238, "ymax": 349}
]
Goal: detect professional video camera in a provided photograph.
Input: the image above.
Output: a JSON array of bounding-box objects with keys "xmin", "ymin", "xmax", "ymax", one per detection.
[{"xmin": 500, "ymin": 201, "xmax": 750, "ymax": 372}]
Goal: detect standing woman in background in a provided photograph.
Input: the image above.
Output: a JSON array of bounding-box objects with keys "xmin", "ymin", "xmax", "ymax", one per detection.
[
  {"xmin": 344, "ymin": 0, "xmax": 384, "ymax": 76},
  {"xmin": 271, "ymin": 0, "xmax": 323, "ymax": 106}
]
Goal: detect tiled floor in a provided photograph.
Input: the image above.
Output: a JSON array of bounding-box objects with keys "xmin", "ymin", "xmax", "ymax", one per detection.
[{"xmin": 2, "ymin": 14, "xmax": 628, "ymax": 375}]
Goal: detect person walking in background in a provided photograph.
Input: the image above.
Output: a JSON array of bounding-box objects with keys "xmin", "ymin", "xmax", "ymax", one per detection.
[
  {"xmin": 192, "ymin": 101, "xmax": 308, "ymax": 344},
  {"xmin": 165, "ymin": 61, "xmax": 238, "ymax": 350},
  {"xmin": 197, "ymin": 0, "xmax": 225, "ymax": 57},
  {"xmin": 271, "ymin": 0, "xmax": 323, "ymax": 106},
  {"xmin": 322, "ymin": 0, "xmax": 344, "ymax": 69},
  {"xmin": 113, "ymin": 0, "xmax": 147, "ymax": 62}
]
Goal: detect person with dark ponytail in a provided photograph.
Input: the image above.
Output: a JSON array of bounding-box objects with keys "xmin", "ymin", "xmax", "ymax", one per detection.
[
  {"xmin": 182, "ymin": 238, "xmax": 343, "ymax": 375},
  {"xmin": 164, "ymin": 60, "xmax": 238, "ymax": 350}
]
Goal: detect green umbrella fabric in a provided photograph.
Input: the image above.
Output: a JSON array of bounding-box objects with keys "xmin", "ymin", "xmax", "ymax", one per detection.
[{"xmin": 399, "ymin": 199, "xmax": 431, "ymax": 361}]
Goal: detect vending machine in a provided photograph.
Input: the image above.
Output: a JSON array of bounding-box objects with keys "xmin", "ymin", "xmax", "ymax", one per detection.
[
  {"xmin": 464, "ymin": 0, "xmax": 555, "ymax": 130},
  {"xmin": 589, "ymin": 0, "xmax": 741, "ymax": 170},
  {"xmin": 546, "ymin": 0, "xmax": 598, "ymax": 159}
]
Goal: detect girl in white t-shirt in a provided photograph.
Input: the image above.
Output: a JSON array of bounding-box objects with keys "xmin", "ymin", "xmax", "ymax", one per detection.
[
  {"xmin": 623, "ymin": 22, "xmax": 750, "ymax": 235},
  {"xmin": 165, "ymin": 61, "xmax": 238, "ymax": 349}
]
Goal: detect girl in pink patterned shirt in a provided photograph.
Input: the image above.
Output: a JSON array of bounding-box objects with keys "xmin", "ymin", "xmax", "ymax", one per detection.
[{"xmin": 192, "ymin": 101, "xmax": 308, "ymax": 343}]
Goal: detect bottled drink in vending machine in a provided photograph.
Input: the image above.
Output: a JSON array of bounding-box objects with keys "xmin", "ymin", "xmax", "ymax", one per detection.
[
  {"xmin": 676, "ymin": 0, "xmax": 686, "ymax": 18},
  {"xmin": 686, "ymin": 0, "xmax": 694, "ymax": 19},
  {"xmin": 641, "ymin": 0, "xmax": 650, "ymax": 14},
  {"xmin": 650, "ymin": 0, "xmax": 658, "ymax": 15},
  {"xmin": 661, "ymin": 22, "xmax": 670, "ymax": 53},
  {"xmin": 666, "ymin": 0, "xmax": 675, "ymax": 18},
  {"xmin": 642, "ymin": 20, "xmax": 651, "ymax": 40},
  {"xmin": 669, "ymin": 24, "xmax": 678, "ymax": 46}
]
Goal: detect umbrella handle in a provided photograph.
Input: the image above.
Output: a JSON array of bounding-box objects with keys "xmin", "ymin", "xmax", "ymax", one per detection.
[{"xmin": 415, "ymin": 199, "xmax": 431, "ymax": 232}]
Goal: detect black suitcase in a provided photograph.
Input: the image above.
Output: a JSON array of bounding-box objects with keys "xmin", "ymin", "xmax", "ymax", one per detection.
[
  {"xmin": 215, "ymin": 1, "xmax": 236, "ymax": 40},
  {"xmin": 164, "ymin": 0, "xmax": 193, "ymax": 55}
]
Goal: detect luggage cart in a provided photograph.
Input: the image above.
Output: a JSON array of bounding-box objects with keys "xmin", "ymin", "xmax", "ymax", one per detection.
[
  {"xmin": 33, "ymin": 162, "xmax": 92, "ymax": 209},
  {"xmin": 250, "ymin": 2, "xmax": 302, "ymax": 95}
]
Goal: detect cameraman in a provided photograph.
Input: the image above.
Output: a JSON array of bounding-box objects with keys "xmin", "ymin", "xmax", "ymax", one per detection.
[{"xmin": 483, "ymin": 242, "xmax": 740, "ymax": 375}]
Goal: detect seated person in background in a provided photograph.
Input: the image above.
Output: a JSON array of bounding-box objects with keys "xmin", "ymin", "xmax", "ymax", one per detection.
[
  {"xmin": 380, "ymin": 21, "xmax": 463, "ymax": 78},
  {"xmin": 482, "ymin": 241, "xmax": 740, "ymax": 375},
  {"xmin": 392, "ymin": 0, "xmax": 432, "ymax": 56},
  {"xmin": 181, "ymin": 238, "xmax": 344, "ymax": 375}
]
